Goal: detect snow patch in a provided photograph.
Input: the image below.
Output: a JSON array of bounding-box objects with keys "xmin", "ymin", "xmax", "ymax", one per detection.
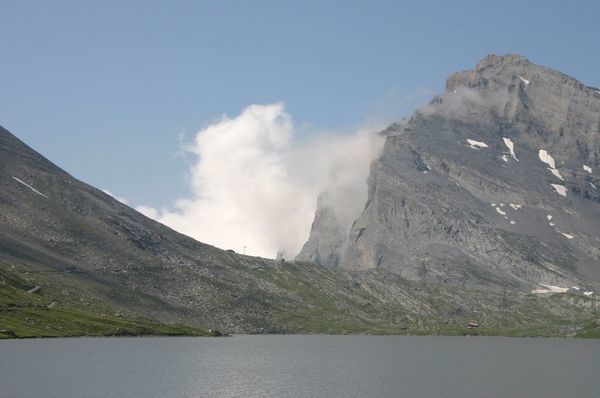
[
  {"xmin": 549, "ymin": 222, "xmax": 555, "ymax": 226},
  {"xmin": 467, "ymin": 139, "xmax": 488, "ymax": 150},
  {"xmin": 12, "ymin": 177, "xmax": 48, "ymax": 199},
  {"xmin": 539, "ymin": 149, "xmax": 566, "ymax": 181},
  {"xmin": 509, "ymin": 204, "xmax": 521, "ymax": 210},
  {"xmin": 502, "ymin": 138, "xmax": 518, "ymax": 161},
  {"xmin": 510, "ymin": 220, "xmax": 516, "ymax": 225},
  {"xmin": 561, "ymin": 233, "xmax": 574, "ymax": 239},
  {"xmin": 584, "ymin": 291, "xmax": 594, "ymax": 297},
  {"xmin": 551, "ymin": 184, "xmax": 567, "ymax": 197},
  {"xmin": 532, "ymin": 284, "xmax": 569, "ymax": 294},
  {"xmin": 519, "ymin": 75, "xmax": 530, "ymax": 87},
  {"xmin": 538, "ymin": 150, "xmax": 556, "ymax": 169},
  {"xmin": 495, "ymin": 207, "xmax": 507, "ymax": 216},
  {"xmin": 591, "ymin": 182, "xmax": 597, "ymax": 189},
  {"xmin": 549, "ymin": 168, "xmax": 564, "ymax": 181},
  {"xmin": 546, "ymin": 215, "xmax": 552, "ymax": 221},
  {"xmin": 583, "ymin": 165, "xmax": 592, "ymax": 173},
  {"xmin": 500, "ymin": 154, "xmax": 509, "ymax": 162}
]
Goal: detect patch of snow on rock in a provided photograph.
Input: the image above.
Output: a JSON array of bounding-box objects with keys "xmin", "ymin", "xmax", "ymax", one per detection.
[
  {"xmin": 502, "ymin": 138, "xmax": 518, "ymax": 161},
  {"xmin": 583, "ymin": 165, "xmax": 592, "ymax": 173},
  {"xmin": 519, "ymin": 75, "xmax": 530, "ymax": 87},
  {"xmin": 509, "ymin": 204, "xmax": 521, "ymax": 210},
  {"xmin": 549, "ymin": 168, "xmax": 564, "ymax": 180},
  {"xmin": 538, "ymin": 150, "xmax": 556, "ymax": 169},
  {"xmin": 510, "ymin": 220, "xmax": 516, "ymax": 225},
  {"xmin": 12, "ymin": 177, "xmax": 49, "ymax": 199},
  {"xmin": 551, "ymin": 184, "xmax": 567, "ymax": 197},
  {"xmin": 546, "ymin": 215, "xmax": 553, "ymax": 221},
  {"xmin": 561, "ymin": 233, "xmax": 574, "ymax": 239},
  {"xmin": 495, "ymin": 207, "xmax": 507, "ymax": 216},
  {"xmin": 532, "ymin": 284, "xmax": 569, "ymax": 294},
  {"xmin": 584, "ymin": 291, "xmax": 594, "ymax": 296},
  {"xmin": 500, "ymin": 154, "xmax": 509, "ymax": 162},
  {"xmin": 467, "ymin": 139, "xmax": 488, "ymax": 150},
  {"xmin": 539, "ymin": 149, "xmax": 566, "ymax": 180}
]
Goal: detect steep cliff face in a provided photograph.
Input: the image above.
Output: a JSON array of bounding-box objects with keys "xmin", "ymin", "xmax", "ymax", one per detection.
[
  {"xmin": 295, "ymin": 191, "xmax": 348, "ymax": 267},
  {"xmin": 296, "ymin": 125, "xmax": 396, "ymax": 267},
  {"xmin": 300, "ymin": 54, "xmax": 600, "ymax": 289}
]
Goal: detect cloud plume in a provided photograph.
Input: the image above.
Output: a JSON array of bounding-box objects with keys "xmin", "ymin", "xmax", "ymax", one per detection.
[{"xmin": 138, "ymin": 102, "xmax": 385, "ymax": 258}]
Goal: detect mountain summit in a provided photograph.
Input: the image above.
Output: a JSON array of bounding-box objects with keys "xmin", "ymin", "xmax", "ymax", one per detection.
[{"xmin": 298, "ymin": 54, "xmax": 600, "ymax": 291}]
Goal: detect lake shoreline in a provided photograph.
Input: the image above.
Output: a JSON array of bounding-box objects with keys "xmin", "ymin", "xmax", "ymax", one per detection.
[{"xmin": 2, "ymin": 329, "xmax": 599, "ymax": 340}]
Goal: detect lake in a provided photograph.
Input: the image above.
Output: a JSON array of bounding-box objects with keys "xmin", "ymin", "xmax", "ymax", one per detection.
[{"xmin": 1, "ymin": 335, "xmax": 599, "ymax": 397}]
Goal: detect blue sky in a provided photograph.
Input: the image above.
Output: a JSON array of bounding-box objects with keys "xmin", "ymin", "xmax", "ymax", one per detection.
[{"xmin": 2, "ymin": 0, "xmax": 599, "ymax": 208}]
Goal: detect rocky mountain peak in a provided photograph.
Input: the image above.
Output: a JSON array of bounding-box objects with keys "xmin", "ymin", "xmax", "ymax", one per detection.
[
  {"xmin": 433, "ymin": 54, "xmax": 600, "ymax": 169},
  {"xmin": 476, "ymin": 53, "xmax": 530, "ymax": 70},
  {"xmin": 299, "ymin": 56, "xmax": 600, "ymax": 292},
  {"xmin": 446, "ymin": 54, "xmax": 533, "ymax": 90}
]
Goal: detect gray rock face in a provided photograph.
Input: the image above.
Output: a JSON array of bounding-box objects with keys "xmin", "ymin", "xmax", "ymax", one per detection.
[
  {"xmin": 296, "ymin": 191, "xmax": 348, "ymax": 267},
  {"xmin": 296, "ymin": 124, "xmax": 398, "ymax": 267},
  {"xmin": 300, "ymin": 54, "xmax": 600, "ymax": 289}
]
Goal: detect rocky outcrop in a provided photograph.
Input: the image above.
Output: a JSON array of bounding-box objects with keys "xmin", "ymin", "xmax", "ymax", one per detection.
[
  {"xmin": 300, "ymin": 54, "xmax": 600, "ymax": 290},
  {"xmin": 295, "ymin": 191, "xmax": 348, "ymax": 267},
  {"xmin": 296, "ymin": 124, "xmax": 399, "ymax": 267}
]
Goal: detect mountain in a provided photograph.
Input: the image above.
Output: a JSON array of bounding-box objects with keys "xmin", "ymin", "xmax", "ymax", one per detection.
[
  {"xmin": 299, "ymin": 54, "xmax": 600, "ymax": 292},
  {"xmin": 1, "ymin": 55, "xmax": 599, "ymax": 338}
]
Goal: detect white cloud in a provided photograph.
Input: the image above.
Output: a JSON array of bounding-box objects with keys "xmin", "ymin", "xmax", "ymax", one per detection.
[{"xmin": 138, "ymin": 102, "xmax": 385, "ymax": 259}]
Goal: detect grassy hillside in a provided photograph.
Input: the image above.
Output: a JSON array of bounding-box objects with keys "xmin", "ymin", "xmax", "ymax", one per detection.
[
  {"xmin": 0, "ymin": 262, "xmax": 211, "ymax": 338},
  {"xmin": 1, "ymin": 257, "xmax": 598, "ymax": 338},
  {"xmin": 238, "ymin": 260, "xmax": 600, "ymax": 337}
]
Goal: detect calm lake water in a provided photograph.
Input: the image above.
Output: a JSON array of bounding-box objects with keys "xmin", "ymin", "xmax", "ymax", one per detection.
[{"xmin": 1, "ymin": 335, "xmax": 599, "ymax": 398}]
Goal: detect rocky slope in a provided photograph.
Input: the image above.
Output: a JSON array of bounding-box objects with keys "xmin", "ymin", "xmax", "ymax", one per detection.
[
  {"xmin": 299, "ymin": 54, "xmax": 600, "ymax": 292},
  {"xmin": 1, "ymin": 55, "xmax": 599, "ymax": 337}
]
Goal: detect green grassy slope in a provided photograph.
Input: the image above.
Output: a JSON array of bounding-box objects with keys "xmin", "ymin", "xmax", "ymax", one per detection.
[
  {"xmin": 0, "ymin": 262, "xmax": 211, "ymax": 339},
  {"xmin": 229, "ymin": 259, "xmax": 600, "ymax": 337},
  {"xmin": 2, "ymin": 257, "xmax": 599, "ymax": 338}
]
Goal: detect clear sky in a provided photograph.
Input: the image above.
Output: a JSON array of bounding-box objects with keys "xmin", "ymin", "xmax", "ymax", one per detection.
[{"xmin": 2, "ymin": 0, "xmax": 600, "ymax": 209}]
